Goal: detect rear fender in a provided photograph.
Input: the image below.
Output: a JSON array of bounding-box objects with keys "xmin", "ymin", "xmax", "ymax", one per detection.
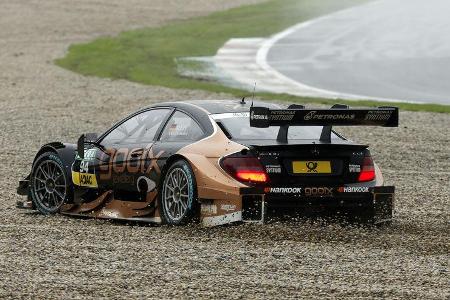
[{"xmin": 374, "ymin": 162, "xmax": 384, "ymax": 186}]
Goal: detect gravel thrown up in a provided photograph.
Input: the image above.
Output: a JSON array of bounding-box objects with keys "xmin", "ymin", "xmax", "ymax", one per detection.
[{"xmin": 0, "ymin": 1, "xmax": 448, "ymax": 299}]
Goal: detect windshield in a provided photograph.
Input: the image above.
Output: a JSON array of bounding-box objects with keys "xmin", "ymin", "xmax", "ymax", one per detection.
[{"xmin": 212, "ymin": 112, "xmax": 340, "ymax": 140}]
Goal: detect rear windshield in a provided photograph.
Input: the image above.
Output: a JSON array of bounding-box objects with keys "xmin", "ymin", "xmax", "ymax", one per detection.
[{"xmin": 212, "ymin": 112, "xmax": 339, "ymax": 140}]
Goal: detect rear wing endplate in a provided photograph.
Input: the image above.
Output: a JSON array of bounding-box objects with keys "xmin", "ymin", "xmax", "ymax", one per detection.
[{"xmin": 250, "ymin": 105, "xmax": 399, "ymax": 143}]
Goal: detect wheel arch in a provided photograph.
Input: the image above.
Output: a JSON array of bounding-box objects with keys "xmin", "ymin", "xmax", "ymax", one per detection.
[
  {"xmin": 158, "ymin": 153, "xmax": 200, "ymax": 225},
  {"xmin": 160, "ymin": 154, "xmax": 192, "ymax": 179},
  {"xmin": 32, "ymin": 142, "xmax": 77, "ymax": 179}
]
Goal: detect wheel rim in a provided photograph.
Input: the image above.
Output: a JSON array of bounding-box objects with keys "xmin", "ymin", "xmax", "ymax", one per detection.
[
  {"xmin": 163, "ymin": 167, "xmax": 190, "ymax": 222},
  {"xmin": 33, "ymin": 159, "xmax": 67, "ymax": 211}
]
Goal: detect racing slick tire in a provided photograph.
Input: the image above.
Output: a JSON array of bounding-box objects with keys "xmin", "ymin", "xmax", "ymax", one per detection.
[
  {"xmin": 30, "ymin": 152, "xmax": 72, "ymax": 214},
  {"xmin": 159, "ymin": 159, "xmax": 198, "ymax": 225}
]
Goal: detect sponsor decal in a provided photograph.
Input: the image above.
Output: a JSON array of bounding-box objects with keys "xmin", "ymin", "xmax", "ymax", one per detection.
[
  {"xmin": 99, "ymin": 145, "xmax": 164, "ymax": 180},
  {"xmin": 201, "ymin": 204, "xmax": 217, "ymax": 215},
  {"xmin": 100, "ymin": 209, "xmax": 120, "ymax": 219},
  {"xmin": 304, "ymin": 111, "xmax": 355, "ymax": 121},
  {"xmin": 113, "ymin": 175, "xmax": 133, "ymax": 185},
  {"xmin": 76, "ymin": 148, "xmax": 97, "ymax": 161},
  {"xmin": 338, "ymin": 186, "xmax": 369, "ymax": 193},
  {"xmin": 349, "ymin": 164, "xmax": 361, "ymax": 173},
  {"xmin": 270, "ymin": 110, "xmax": 295, "ymax": 121},
  {"xmin": 233, "ymin": 112, "xmax": 249, "ymax": 118},
  {"xmin": 167, "ymin": 124, "xmax": 189, "ymax": 137},
  {"xmin": 304, "ymin": 111, "xmax": 315, "ymax": 121},
  {"xmin": 265, "ymin": 187, "xmax": 302, "ymax": 194},
  {"xmin": 72, "ymin": 171, "xmax": 98, "ymax": 188},
  {"xmin": 80, "ymin": 174, "xmax": 94, "ymax": 185},
  {"xmin": 266, "ymin": 164, "xmax": 282, "ymax": 174},
  {"xmin": 211, "ymin": 112, "xmax": 250, "ymax": 119},
  {"xmin": 364, "ymin": 111, "xmax": 392, "ymax": 121},
  {"xmin": 305, "ymin": 187, "xmax": 333, "ymax": 197},
  {"xmin": 250, "ymin": 110, "xmax": 268, "ymax": 121},
  {"xmin": 258, "ymin": 152, "xmax": 280, "ymax": 157},
  {"xmin": 73, "ymin": 154, "xmax": 98, "ymax": 187},
  {"xmin": 84, "ymin": 149, "xmax": 97, "ymax": 160},
  {"xmin": 221, "ymin": 204, "xmax": 237, "ymax": 212}
]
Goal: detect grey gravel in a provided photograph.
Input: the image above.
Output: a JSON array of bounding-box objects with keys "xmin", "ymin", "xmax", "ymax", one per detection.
[{"xmin": 0, "ymin": 1, "xmax": 449, "ymax": 299}]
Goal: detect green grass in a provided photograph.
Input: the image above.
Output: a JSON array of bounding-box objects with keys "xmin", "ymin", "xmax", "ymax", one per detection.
[{"xmin": 56, "ymin": 0, "xmax": 450, "ymax": 113}]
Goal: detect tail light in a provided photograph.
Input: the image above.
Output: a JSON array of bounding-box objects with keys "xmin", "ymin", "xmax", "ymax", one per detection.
[
  {"xmin": 358, "ymin": 155, "xmax": 375, "ymax": 182},
  {"xmin": 221, "ymin": 156, "xmax": 268, "ymax": 184}
]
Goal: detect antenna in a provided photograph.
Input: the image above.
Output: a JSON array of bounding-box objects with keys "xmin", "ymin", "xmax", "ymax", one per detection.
[
  {"xmin": 252, "ymin": 82, "xmax": 256, "ymax": 101},
  {"xmin": 251, "ymin": 82, "xmax": 256, "ymax": 107}
]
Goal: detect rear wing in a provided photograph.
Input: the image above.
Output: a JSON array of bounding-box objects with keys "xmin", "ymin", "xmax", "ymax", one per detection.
[{"xmin": 250, "ymin": 104, "xmax": 398, "ymax": 142}]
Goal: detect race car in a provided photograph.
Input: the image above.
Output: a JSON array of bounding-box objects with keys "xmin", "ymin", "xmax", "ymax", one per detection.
[{"xmin": 16, "ymin": 100, "xmax": 398, "ymax": 227}]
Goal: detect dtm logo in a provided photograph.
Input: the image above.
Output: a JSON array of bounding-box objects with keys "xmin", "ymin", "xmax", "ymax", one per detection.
[{"xmin": 250, "ymin": 111, "xmax": 268, "ymax": 120}]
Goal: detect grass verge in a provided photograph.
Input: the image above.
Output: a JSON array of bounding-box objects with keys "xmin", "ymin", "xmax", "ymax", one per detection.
[{"xmin": 56, "ymin": 0, "xmax": 450, "ymax": 113}]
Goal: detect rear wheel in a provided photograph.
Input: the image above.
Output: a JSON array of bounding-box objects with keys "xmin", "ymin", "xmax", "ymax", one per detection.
[
  {"xmin": 159, "ymin": 160, "xmax": 198, "ymax": 225},
  {"xmin": 30, "ymin": 152, "xmax": 71, "ymax": 214}
]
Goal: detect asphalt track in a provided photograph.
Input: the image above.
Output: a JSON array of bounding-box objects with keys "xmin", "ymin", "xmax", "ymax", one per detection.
[{"xmin": 266, "ymin": 0, "xmax": 450, "ymax": 104}]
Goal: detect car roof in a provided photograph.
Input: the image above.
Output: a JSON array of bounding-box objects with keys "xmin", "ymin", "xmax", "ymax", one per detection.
[
  {"xmin": 149, "ymin": 100, "xmax": 286, "ymax": 137},
  {"xmin": 152, "ymin": 99, "xmax": 283, "ymax": 114}
]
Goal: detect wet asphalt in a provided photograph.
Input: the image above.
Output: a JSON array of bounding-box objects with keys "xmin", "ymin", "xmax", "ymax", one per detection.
[{"xmin": 267, "ymin": 0, "xmax": 450, "ymax": 104}]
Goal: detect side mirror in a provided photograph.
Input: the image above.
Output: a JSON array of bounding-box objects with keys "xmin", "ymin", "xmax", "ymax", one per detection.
[
  {"xmin": 85, "ymin": 132, "xmax": 98, "ymax": 142},
  {"xmin": 77, "ymin": 133, "xmax": 99, "ymax": 159},
  {"xmin": 77, "ymin": 134, "xmax": 85, "ymax": 159}
]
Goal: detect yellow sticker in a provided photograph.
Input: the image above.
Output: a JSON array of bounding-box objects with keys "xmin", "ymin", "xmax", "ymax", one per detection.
[
  {"xmin": 292, "ymin": 161, "xmax": 331, "ymax": 174},
  {"xmin": 72, "ymin": 171, "xmax": 98, "ymax": 188}
]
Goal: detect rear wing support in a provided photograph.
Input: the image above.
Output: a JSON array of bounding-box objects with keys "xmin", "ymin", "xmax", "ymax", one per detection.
[
  {"xmin": 277, "ymin": 104, "xmax": 305, "ymax": 143},
  {"xmin": 250, "ymin": 104, "xmax": 399, "ymax": 143},
  {"xmin": 319, "ymin": 104, "xmax": 350, "ymax": 143}
]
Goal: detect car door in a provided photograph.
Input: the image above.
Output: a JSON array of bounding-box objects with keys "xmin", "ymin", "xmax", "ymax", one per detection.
[
  {"xmin": 151, "ymin": 110, "xmax": 206, "ymax": 184},
  {"xmin": 98, "ymin": 108, "xmax": 172, "ymax": 195}
]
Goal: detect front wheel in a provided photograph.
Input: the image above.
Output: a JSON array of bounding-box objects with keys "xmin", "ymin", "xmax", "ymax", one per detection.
[
  {"xmin": 30, "ymin": 152, "xmax": 71, "ymax": 214},
  {"xmin": 159, "ymin": 159, "xmax": 198, "ymax": 225}
]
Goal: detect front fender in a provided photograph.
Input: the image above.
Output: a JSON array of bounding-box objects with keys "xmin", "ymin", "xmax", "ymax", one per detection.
[
  {"xmin": 18, "ymin": 142, "xmax": 77, "ymax": 197},
  {"xmin": 32, "ymin": 142, "xmax": 77, "ymax": 177}
]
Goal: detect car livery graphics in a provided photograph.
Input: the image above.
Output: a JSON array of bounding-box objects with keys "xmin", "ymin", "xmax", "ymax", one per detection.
[{"xmin": 17, "ymin": 100, "xmax": 397, "ymax": 226}]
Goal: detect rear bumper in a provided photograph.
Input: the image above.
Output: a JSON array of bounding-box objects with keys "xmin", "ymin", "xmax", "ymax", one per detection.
[
  {"xmin": 264, "ymin": 186, "xmax": 393, "ymax": 208},
  {"xmin": 200, "ymin": 186, "xmax": 395, "ymax": 226},
  {"xmin": 246, "ymin": 186, "xmax": 394, "ymax": 224}
]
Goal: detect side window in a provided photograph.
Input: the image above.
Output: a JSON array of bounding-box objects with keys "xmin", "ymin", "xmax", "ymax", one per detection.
[
  {"xmin": 101, "ymin": 109, "xmax": 170, "ymax": 145},
  {"xmin": 160, "ymin": 111, "xmax": 204, "ymax": 142}
]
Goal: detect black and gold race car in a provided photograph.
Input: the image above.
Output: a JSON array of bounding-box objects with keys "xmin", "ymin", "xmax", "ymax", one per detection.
[{"xmin": 17, "ymin": 100, "xmax": 398, "ymax": 226}]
